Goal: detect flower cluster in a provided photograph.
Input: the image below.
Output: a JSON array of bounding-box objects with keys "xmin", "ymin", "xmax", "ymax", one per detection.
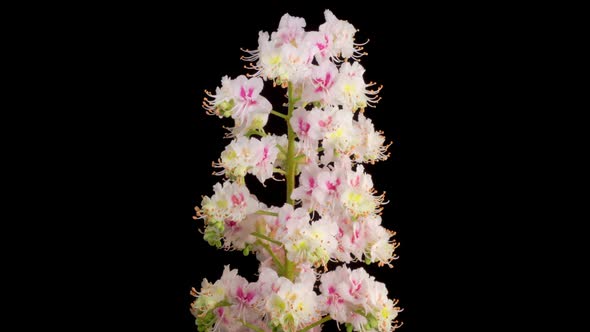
[{"xmin": 193, "ymin": 10, "xmax": 401, "ymax": 332}]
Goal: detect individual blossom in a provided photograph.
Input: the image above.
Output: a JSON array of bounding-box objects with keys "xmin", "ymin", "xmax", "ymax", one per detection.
[
  {"xmin": 319, "ymin": 266, "xmax": 401, "ymax": 332},
  {"xmin": 340, "ymin": 165, "xmax": 386, "ymax": 219},
  {"xmin": 290, "ymin": 163, "xmax": 322, "ymax": 210},
  {"xmin": 302, "ymin": 30, "xmax": 333, "ymax": 63},
  {"xmin": 334, "ymin": 212, "xmax": 397, "ymax": 267},
  {"xmin": 191, "ymin": 266, "xmax": 269, "ymax": 332},
  {"xmin": 273, "ymin": 13, "xmax": 307, "ymax": 47},
  {"xmin": 353, "ymin": 112, "xmax": 391, "ymax": 164},
  {"xmin": 215, "ymin": 135, "xmax": 282, "ymax": 184},
  {"xmin": 320, "ymin": 106, "xmax": 359, "ymax": 164},
  {"xmin": 289, "ymin": 107, "xmax": 324, "ymax": 163},
  {"xmin": 363, "ymin": 215, "xmax": 398, "ymax": 267},
  {"xmin": 312, "ymin": 165, "xmax": 346, "ymax": 213},
  {"xmin": 272, "ymin": 203, "xmax": 311, "ymax": 243},
  {"xmin": 242, "ymin": 14, "xmax": 314, "ymax": 85},
  {"xmin": 203, "ymin": 75, "xmax": 272, "ymax": 136},
  {"xmin": 301, "ymin": 61, "xmax": 339, "ymax": 105},
  {"xmin": 265, "ymin": 276, "xmax": 321, "ymax": 332},
  {"xmin": 303, "ymin": 217, "xmax": 339, "ymax": 268},
  {"xmin": 290, "ymin": 107, "xmax": 325, "ymax": 143},
  {"xmin": 318, "ymin": 9, "xmax": 363, "ymax": 60},
  {"xmin": 251, "ymin": 135, "xmax": 282, "ymax": 183},
  {"xmin": 202, "ymin": 75, "xmax": 234, "ymax": 117},
  {"xmin": 334, "ymin": 61, "xmax": 382, "ymax": 112},
  {"xmin": 195, "ymin": 181, "xmax": 260, "ymax": 248},
  {"xmin": 334, "ymin": 215, "xmax": 369, "ymax": 263},
  {"xmin": 222, "ymin": 212, "xmax": 258, "ymax": 251},
  {"xmin": 268, "ymin": 134, "xmax": 289, "ymax": 172}
]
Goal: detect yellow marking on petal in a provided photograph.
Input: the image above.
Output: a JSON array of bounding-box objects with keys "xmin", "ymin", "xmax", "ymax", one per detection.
[
  {"xmin": 216, "ymin": 199, "xmax": 228, "ymax": 209},
  {"xmin": 270, "ymin": 55, "xmax": 281, "ymax": 65}
]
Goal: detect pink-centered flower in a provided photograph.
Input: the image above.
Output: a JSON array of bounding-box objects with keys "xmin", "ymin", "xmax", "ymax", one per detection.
[
  {"xmin": 230, "ymin": 75, "xmax": 272, "ymax": 126},
  {"xmin": 301, "ymin": 61, "xmax": 339, "ymax": 105}
]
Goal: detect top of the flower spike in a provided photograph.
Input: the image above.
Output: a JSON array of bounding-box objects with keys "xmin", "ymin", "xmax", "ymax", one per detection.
[{"xmin": 241, "ymin": 10, "xmax": 367, "ymax": 86}]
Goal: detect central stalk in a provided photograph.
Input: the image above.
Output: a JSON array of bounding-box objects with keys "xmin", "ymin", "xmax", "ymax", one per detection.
[
  {"xmin": 283, "ymin": 81, "xmax": 297, "ymax": 281},
  {"xmin": 286, "ymin": 82, "xmax": 296, "ymax": 206}
]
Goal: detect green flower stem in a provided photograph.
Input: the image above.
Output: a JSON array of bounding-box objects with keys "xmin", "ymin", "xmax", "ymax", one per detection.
[
  {"xmin": 240, "ymin": 320, "xmax": 265, "ymax": 332},
  {"xmin": 277, "ymin": 144, "xmax": 288, "ymax": 156},
  {"xmin": 294, "ymin": 154, "xmax": 307, "ymax": 163},
  {"xmin": 251, "ymin": 231, "xmax": 282, "ymax": 245},
  {"xmin": 212, "ymin": 300, "xmax": 232, "ymax": 309},
  {"xmin": 271, "ymin": 109, "xmax": 288, "ymax": 119},
  {"xmin": 286, "ymin": 82, "xmax": 296, "ymax": 205},
  {"xmin": 283, "ymin": 258, "xmax": 296, "ymax": 281},
  {"xmin": 297, "ymin": 315, "xmax": 332, "ymax": 332},
  {"xmin": 244, "ymin": 128, "xmax": 266, "ymax": 137},
  {"xmin": 257, "ymin": 240, "xmax": 284, "ymax": 271},
  {"xmin": 273, "ymin": 168, "xmax": 287, "ymax": 175},
  {"xmin": 255, "ymin": 210, "xmax": 279, "ymax": 217},
  {"xmin": 281, "ymin": 82, "xmax": 300, "ymax": 281}
]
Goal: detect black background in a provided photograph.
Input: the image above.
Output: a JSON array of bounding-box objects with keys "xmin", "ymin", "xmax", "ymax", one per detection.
[{"xmin": 52, "ymin": 1, "xmax": 501, "ymax": 331}]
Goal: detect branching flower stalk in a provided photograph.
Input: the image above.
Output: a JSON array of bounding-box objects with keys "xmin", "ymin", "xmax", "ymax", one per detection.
[{"xmin": 192, "ymin": 10, "xmax": 401, "ymax": 332}]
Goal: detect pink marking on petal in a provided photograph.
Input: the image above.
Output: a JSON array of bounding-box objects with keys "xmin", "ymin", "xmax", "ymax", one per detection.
[
  {"xmin": 231, "ymin": 193, "xmax": 244, "ymax": 206},
  {"xmin": 236, "ymin": 287, "xmax": 255, "ymax": 304},
  {"xmin": 349, "ymin": 280, "xmax": 362, "ymax": 295},
  {"xmin": 319, "ymin": 116, "xmax": 333, "ymax": 128},
  {"xmin": 298, "ymin": 118, "xmax": 310, "ymax": 134},
  {"xmin": 351, "ymin": 227, "xmax": 361, "ymax": 244},
  {"xmin": 326, "ymin": 178, "xmax": 340, "ymax": 192}
]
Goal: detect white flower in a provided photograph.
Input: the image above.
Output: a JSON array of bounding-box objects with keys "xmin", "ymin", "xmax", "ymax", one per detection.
[
  {"xmin": 302, "ymin": 31, "xmax": 332, "ymax": 63},
  {"xmin": 353, "ymin": 113, "xmax": 391, "ymax": 164},
  {"xmin": 222, "ymin": 213, "xmax": 258, "ymax": 250},
  {"xmin": 203, "ymin": 75, "xmax": 234, "ymax": 117},
  {"xmin": 301, "ymin": 61, "xmax": 339, "ymax": 105},
  {"xmin": 251, "ymin": 135, "xmax": 282, "ymax": 184},
  {"xmin": 191, "ymin": 266, "xmax": 271, "ymax": 332},
  {"xmin": 217, "ymin": 136, "xmax": 257, "ymax": 180},
  {"xmin": 366, "ymin": 222, "xmax": 398, "ymax": 267},
  {"xmin": 265, "ymin": 277, "xmax": 320, "ymax": 331},
  {"xmin": 334, "ymin": 61, "xmax": 381, "ymax": 111},
  {"xmin": 215, "ymin": 135, "xmax": 281, "ymax": 184},
  {"xmin": 340, "ymin": 165, "xmax": 386, "ymax": 219},
  {"xmin": 244, "ymin": 14, "xmax": 314, "ymax": 85},
  {"xmin": 319, "ymin": 10, "xmax": 360, "ymax": 60},
  {"xmin": 335, "ymin": 217, "xmax": 368, "ymax": 262},
  {"xmin": 195, "ymin": 181, "xmax": 260, "ymax": 249},
  {"xmin": 305, "ymin": 217, "xmax": 339, "ymax": 267},
  {"xmin": 291, "ymin": 163, "xmax": 322, "ymax": 210},
  {"xmin": 274, "ymin": 13, "xmax": 307, "ymax": 47},
  {"xmin": 274, "ymin": 204, "xmax": 311, "ymax": 243},
  {"xmin": 203, "ymin": 75, "xmax": 272, "ymax": 136},
  {"xmin": 197, "ymin": 181, "xmax": 259, "ymax": 222},
  {"xmin": 319, "ymin": 266, "xmax": 401, "ymax": 331},
  {"xmin": 321, "ymin": 107, "xmax": 359, "ymax": 164},
  {"xmin": 230, "ymin": 75, "xmax": 272, "ymax": 126}
]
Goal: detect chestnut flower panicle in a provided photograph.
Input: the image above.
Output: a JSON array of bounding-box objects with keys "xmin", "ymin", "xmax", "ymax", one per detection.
[{"xmin": 192, "ymin": 10, "xmax": 401, "ymax": 332}]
